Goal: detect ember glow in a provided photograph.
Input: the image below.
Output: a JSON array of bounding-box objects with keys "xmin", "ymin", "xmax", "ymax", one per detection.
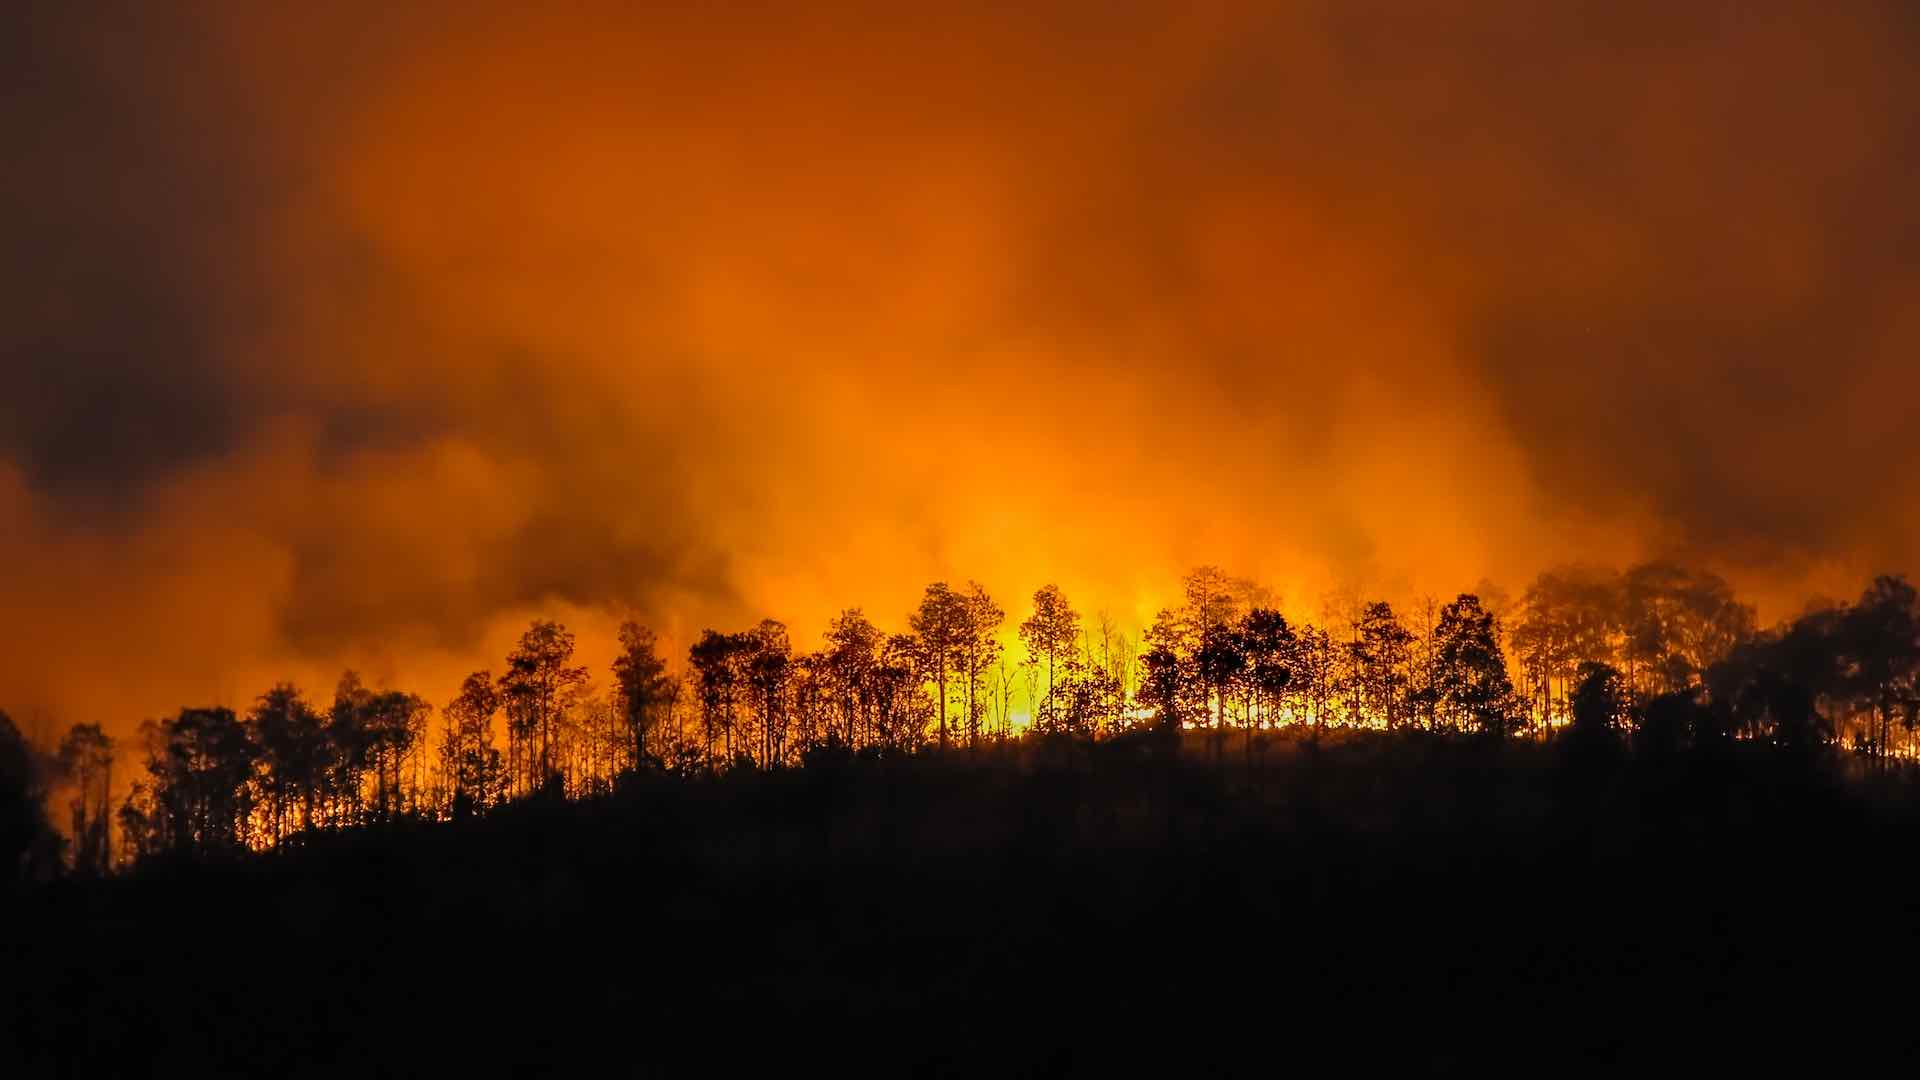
[{"xmin": 5, "ymin": 1, "xmax": 1919, "ymax": 738}]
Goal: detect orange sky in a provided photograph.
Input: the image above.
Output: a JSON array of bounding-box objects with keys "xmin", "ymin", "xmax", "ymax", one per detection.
[{"xmin": 4, "ymin": 1, "xmax": 1919, "ymax": 738}]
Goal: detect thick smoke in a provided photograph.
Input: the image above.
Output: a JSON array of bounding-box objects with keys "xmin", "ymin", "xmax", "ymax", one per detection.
[{"xmin": 3, "ymin": 1, "xmax": 1917, "ymax": 733}]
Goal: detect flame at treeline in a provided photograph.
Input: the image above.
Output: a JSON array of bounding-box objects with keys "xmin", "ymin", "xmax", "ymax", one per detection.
[{"xmin": 29, "ymin": 559, "xmax": 1913, "ymax": 867}]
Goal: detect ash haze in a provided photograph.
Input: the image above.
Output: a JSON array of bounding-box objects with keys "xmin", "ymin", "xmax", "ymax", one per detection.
[{"xmin": 4, "ymin": 0, "xmax": 1918, "ymax": 736}]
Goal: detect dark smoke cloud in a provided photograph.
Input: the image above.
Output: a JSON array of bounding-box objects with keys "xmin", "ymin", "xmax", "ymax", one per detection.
[{"xmin": 3, "ymin": 3, "xmax": 255, "ymax": 508}]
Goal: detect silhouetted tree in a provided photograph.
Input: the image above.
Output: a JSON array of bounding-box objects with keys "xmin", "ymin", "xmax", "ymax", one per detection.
[
  {"xmin": 364, "ymin": 689, "xmax": 430, "ymax": 820},
  {"xmin": 1637, "ymin": 689, "xmax": 1704, "ymax": 755},
  {"xmin": 1568, "ymin": 662, "xmax": 1631, "ymax": 741},
  {"xmin": 1703, "ymin": 596, "xmax": 1851, "ymax": 751},
  {"xmin": 1182, "ymin": 566, "xmax": 1243, "ymax": 639},
  {"xmin": 957, "ymin": 583, "xmax": 1004, "ymax": 749},
  {"xmin": 786, "ymin": 649, "xmax": 829, "ymax": 754},
  {"xmin": 443, "ymin": 671, "xmax": 504, "ymax": 816},
  {"xmin": 1293, "ymin": 625, "xmax": 1337, "ymax": 733},
  {"xmin": 911, "ymin": 583, "xmax": 970, "ymax": 749},
  {"xmin": 1406, "ymin": 596, "xmax": 1441, "ymax": 730},
  {"xmin": 1, "ymin": 710, "xmax": 62, "ymax": 883},
  {"xmin": 1512, "ymin": 567, "xmax": 1619, "ymax": 730},
  {"xmin": 1020, "ymin": 585, "xmax": 1080, "ymax": 733},
  {"xmin": 873, "ymin": 632, "xmax": 930, "ymax": 752},
  {"xmin": 1195, "ymin": 619, "xmax": 1246, "ymax": 759},
  {"xmin": 250, "ymin": 685, "xmax": 325, "ymax": 843},
  {"xmin": 502, "ymin": 620, "xmax": 590, "ymax": 793},
  {"xmin": 140, "ymin": 707, "xmax": 256, "ymax": 854},
  {"xmin": 1186, "ymin": 568, "xmax": 1248, "ymax": 748},
  {"xmin": 1053, "ymin": 655, "xmax": 1123, "ymax": 741},
  {"xmin": 54, "ymin": 723, "xmax": 114, "ymax": 874},
  {"xmin": 1238, "ymin": 608, "xmax": 1295, "ymax": 757},
  {"xmin": 822, "ymin": 610, "xmax": 881, "ymax": 749},
  {"xmin": 1834, "ymin": 575, "xmax": 1920, "ymax": 760},
  {"xmin": 1618, "ymin": 562, "xmax": 1755, "ymax": 699},
  {"xmin": 1434, "ymin": 594, "xmax": 1519, "ymax": 738},
  {"xmin": 743, "ymin": 619, "xmax": 793, "ymax": 767},
  {"xmin": 1748, "ymin": 671, "xmax": 1832, "ymax": 753},
  {"xmin": 690, "ymin": 630, "xmax": 748, "ymax": 770},
  {"xmin": 613, "ymin": 622, "xmax": 675, "ymax": 770},
  {"xmin": 1139, "ymin": 644, "xmax": 1184, "ymax": 739},
  {"xmin": 1354, "ymin": 601, "xmax": 1414, "ymax": 730},
  {"xmin": 1089, "ymin": 612, "xmax": 1136, "ymax": 735}
]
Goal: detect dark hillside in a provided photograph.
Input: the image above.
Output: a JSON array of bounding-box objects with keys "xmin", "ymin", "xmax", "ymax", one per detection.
[{"xmin": 9, "ymin": 736, "xmax": 1920, "ymax": 1074}]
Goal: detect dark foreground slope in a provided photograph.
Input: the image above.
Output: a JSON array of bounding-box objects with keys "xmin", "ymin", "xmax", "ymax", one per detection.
[{"xmin": 8, "ymin": 733, "xmax": 1920, "ymax": 1075}]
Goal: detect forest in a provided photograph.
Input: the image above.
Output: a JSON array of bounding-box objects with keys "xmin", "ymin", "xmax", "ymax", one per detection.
[
  {"xmin": 7, "ymin": 562, "xmax": 1920, "ymax": 1071},
  {"xmin": 5, "ymin": 561, "xmax": 1917, "ymax": 876}
]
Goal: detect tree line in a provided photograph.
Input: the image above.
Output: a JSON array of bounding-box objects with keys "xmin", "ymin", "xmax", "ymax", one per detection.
[{"xmin": 5, "ymin": 562, "xmax": 1919, "ymax": 877}]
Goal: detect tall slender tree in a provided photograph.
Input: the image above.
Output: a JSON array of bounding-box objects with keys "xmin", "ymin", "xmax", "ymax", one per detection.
[
  {"xmin": 249, "ymin": 685, "xmax": 324, "ymax": 842},
  {"xmin": 1354, "ymin": 602, "xmax": 1414, "ymax": 730},
  {"xmin": 612, "ymin": 622, "xmax": 674, "ymax": 770},
  {"xmin": 1239, "ymin": 608, "xmax": 1295, "ymax": 750},
  {"xmin": 502, "ymin": 620, "xmax": 590, "ymax": 793},
  {"xmin": 744, "ymin": 619, "xmax": 793, "ymax": 767},
  {"xmin": 910, "ymin": 583, "xmax": 969, "ymax": 749},
  {"xmin": 443, "ymin": 671, "xmax": 503, "ymax": 815},
  {"xmin": 689, "ymin": 630, "xmax": 747, "ymax": 770},
  {"xmin": 55, "ymin": 723, "xmax": 114, "ymax": 874},
  {"xmin": 958, "ymin": 583, "xmax": 1004, "ymax": 749},
  {"xmin": 0, "ymin": 711, "xmax": 61, "ymax": 882},
  {"xmin": 823, "ymin": 609, "xmax": 881, "ymax": 749},
  {"xmin": 1020, "ymin": 584, "xmax": 1080, "ymax": 733}
]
